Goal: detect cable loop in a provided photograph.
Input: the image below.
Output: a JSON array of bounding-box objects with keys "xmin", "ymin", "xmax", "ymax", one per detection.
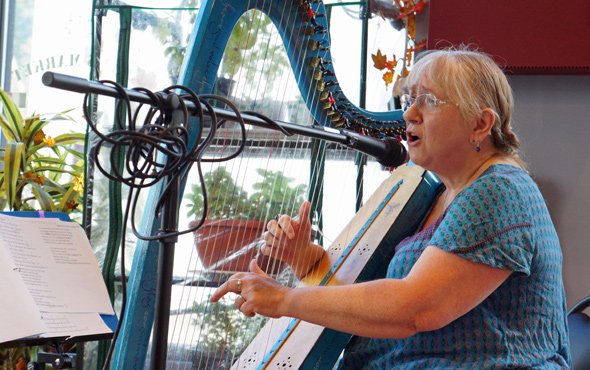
[{"xmin": 83, "ymin": 83, "xmax": 253, "ymax": 241}]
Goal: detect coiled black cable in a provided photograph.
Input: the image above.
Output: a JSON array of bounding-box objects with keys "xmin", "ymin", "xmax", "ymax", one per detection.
[{"xmin": 83, "ymin": 81, "xmax": 256, "ymax": 370}]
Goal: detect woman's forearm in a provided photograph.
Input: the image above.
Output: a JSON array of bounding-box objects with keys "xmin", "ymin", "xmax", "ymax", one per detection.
[{"xmin": 281, "ymin": 279, "xmax": 418, "ymax": 338}]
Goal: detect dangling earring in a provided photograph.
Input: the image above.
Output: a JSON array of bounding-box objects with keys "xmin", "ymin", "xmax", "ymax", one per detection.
[
  {"xmin": 474, "ymin": 140, "xmax": 481, "ymax": 153},
  {"xmin": 471, "ymin": 139, "xmax": 481, "ymax": 152}
]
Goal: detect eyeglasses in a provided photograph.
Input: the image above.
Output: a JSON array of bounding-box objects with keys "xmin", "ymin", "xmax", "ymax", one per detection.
[{"xmin": 400, "ymin": 93, "xmax": 455, "ymax": 112}]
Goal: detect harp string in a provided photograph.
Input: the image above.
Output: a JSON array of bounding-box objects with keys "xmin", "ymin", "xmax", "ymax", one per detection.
[
  {"xmin": 168, "ymin": 4, "xmax": 321, "ymax": 364},
  {"xmin": 106, "ymin": 1, "xmax": 402, "ymax": 368},
  {"xmin": 166, "ymin": 4, "xmax": 300, "ymax": 366}
]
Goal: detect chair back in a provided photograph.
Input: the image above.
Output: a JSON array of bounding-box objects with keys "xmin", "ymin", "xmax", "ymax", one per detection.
[{"xmin": 568, "ymin": 296, "xmax": 590, "ymax": 369}]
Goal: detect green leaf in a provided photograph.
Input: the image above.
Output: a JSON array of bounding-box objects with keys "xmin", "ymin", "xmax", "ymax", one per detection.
[
  {"xmin": 31, "ymin": 182, "xmax": 56, "ymax": 212},
  {"xmin": 0, "ymin": 89, "xmax": 24, "ymax": 140},
  {"xmin": 0, "ymin": 114, "xmax": 19, "ymax": 142},
  {"xmin": 23, "ymin": 115, "xmax": 49, "ymax": 148},
  {"xmin": 32, "ymin": 167, "xmax": 81, "ymax": 178},
  {"xmin": 58, "ymin": 185, "xmax": 81, "ymax": 212},
  {"xmin": 62, "ymin": 146, "xmax": 85, "ymax": 160},
  {"xmin": 53, "ymin": 132, "xmax": 86, "ymax": 144},
  {"xmin": 3, "ymin": 142, "xmax": 24, "ymax": 210}
]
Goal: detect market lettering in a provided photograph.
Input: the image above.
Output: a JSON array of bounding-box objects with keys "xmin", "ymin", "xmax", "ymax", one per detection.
[{"xmin": 12, "ymin": 54, "xmax": 81, "ymax": 81}]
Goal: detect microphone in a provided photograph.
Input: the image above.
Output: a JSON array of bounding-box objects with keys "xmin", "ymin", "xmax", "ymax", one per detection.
[
  {"xmin": 42, "ymin": 72, "xmax": 409, "ymax": 167},
  {"xmin": 339, "ymin": 129, "xmax": 408, "ymax": 167}
]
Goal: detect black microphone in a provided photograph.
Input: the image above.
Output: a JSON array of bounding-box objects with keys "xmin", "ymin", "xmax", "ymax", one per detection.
[
  {"xmin": 339, "ymin": 129, "xmax": 408, "ymax": 167},
  {"xmin": 42, "ymin": 72, "xmax": 409, "ymax": 167}
]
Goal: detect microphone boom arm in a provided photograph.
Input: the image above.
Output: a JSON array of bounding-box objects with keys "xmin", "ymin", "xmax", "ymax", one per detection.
[{"xmin": 42, "ymin": 71, "xmax": 407, "ymax": 167}]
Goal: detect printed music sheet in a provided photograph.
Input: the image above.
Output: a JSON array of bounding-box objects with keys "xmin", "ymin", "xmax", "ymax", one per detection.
[{"xmin": 0, "ymin": 214, "xmax": 114, "ymax": 344}]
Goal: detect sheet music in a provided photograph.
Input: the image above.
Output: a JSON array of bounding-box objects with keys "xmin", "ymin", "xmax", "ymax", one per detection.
[
  {"xmin": 0, "ymin": 214, "xmax": 115, "ymax": 343},
  {"xmin": 41, "ymin": 312, "xmax": 112, "ymax": 338},
  {"xmin": 0, "ymin": 215, "xmax": 114, "ymax": 314},
  {"xmin": 0, "ymin": 246, "xmax": 45, "ymax": 343}
]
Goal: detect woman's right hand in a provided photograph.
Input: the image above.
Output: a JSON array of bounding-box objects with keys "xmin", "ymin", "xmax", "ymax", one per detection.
[{"xmin": 261, "ymin": 201, "xmax": 324, "ymax": 277}]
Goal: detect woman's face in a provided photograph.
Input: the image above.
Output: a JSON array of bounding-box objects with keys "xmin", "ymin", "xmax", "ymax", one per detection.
[{"xmin": 402, "ymin": 74, "xmax": 475, "ymax": 174}]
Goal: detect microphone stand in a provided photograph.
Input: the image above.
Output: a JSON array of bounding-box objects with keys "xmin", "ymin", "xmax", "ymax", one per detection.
[
  {"xmin": 41, "ymin": 71, "xmax": 406, "ymax": 369},
  {"xmin": 42, "ymin": 72, "xmax": 407, "ymax": 168},
  {"xmin": 149, "ymin": 94, "xmax": 181, "ymax": 370}
]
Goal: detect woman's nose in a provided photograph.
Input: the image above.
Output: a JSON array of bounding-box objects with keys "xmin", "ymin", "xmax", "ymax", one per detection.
[{"xmin": 402, "ymin": 103, "xmax": 421, "ymax": 124}]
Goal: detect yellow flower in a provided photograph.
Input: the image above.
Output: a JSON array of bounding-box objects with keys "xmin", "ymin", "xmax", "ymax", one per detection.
[
  {"xmin": 73, "ymin": 175, "xmax": 84, "ymax": 193},
  {"xmin": 43, "ymin": 136, "xmax": 56, "ymax": 147}
]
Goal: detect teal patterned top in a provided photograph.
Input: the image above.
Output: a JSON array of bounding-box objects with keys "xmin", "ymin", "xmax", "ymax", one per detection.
[{"xmin": 339, "ymin": 164, "xmax": 571, "ymax": 369}]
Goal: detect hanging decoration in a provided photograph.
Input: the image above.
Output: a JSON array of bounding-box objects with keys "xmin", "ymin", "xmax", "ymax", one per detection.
[{"xmin": 371, "ymin": 0, "xmax": 428, "ymax": 92}]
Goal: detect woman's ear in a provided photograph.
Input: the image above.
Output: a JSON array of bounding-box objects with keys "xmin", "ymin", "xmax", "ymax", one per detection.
[{"xmin": 473, "ymin": 108, "xmax": 495, "ymax": 139}]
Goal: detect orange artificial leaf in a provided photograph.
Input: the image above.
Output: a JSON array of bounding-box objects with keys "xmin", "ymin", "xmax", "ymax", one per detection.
[
  {"xmin": 386, "ymin": 55, "xmax": 398, "ymax": 70},
  {"xmin": 406, "ymin": 15, "xmax": 416, "ymax": 39},
  {"xmin": 414, "ymin": 39, "xmax": 427, "ymax": 51},
  {"xmin": 371, "ymin": 49, "xmax": 389, "ymax": 70},
  {"xmin": 414, "ymin": 1, "xmax": 426, "ymax": 13},
  {"xmin": 400, "ymin": 67, "xmax": 410, "ymax": 78},
  {"xmin": 383, "ymin": 71, "xmax": 394, "ymax": 86}
]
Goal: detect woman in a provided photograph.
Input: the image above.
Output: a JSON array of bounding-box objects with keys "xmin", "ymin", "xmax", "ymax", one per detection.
[{"xmin": 210, "ymin": 49, "xmax": 571, "ymax": 368}]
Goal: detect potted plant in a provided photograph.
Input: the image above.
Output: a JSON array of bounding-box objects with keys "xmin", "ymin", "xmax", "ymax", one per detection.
[
  {"xmin": 185, "ymin": 167, "xmax": 306, "ymax": 273},
  {"xmin": 0, "ymin": 89, "xmax": 85, "ymax": 216},
  {"xmin": 0, "ymin": 90, "xmax": 85, "ymax": 368}
]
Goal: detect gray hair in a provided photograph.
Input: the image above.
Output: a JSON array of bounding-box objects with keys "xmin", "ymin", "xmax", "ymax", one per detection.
[{"xmin": 404, "ymin": 48, "xmax": 521, "ymax": 158}]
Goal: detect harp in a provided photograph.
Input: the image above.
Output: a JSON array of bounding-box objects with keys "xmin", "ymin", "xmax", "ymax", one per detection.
[{"xmin": 104, "ymin": 1, "xmax": 441, "ymax": 369}]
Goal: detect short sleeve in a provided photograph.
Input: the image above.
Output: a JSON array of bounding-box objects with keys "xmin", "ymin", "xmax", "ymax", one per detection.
[{"xmin": 429, "ymin": 171, "xmax": 535, "ymax": 275}]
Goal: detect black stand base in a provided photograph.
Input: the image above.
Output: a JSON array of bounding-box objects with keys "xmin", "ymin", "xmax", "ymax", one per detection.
[{"xmin": 28, "ymin": 351, "xmax": 76, "ymax": 369}]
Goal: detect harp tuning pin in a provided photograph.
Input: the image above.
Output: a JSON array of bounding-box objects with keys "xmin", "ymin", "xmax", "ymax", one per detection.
[
  {"xmin": 319, "ymin": 91, "xmax": 330, "ymax": 101},
  {"xmin": 304, "ymin": 25, "xmax": 326, "ymax": 35},
  {"xmin": 304, "ymin": 26, "xmax": 316, "ymax": 36},
  {"xmin": 322, "ymin": 101, "xmax": 333, "ymax": 109},
  {"xmin": 309, "ymin": 57, "xmax": 322, "ymax": 68},
  {"xmin": 316, "ymin": 80, "xmax": 326, "ymax": 91},
  {"xmin": 333, "ymin": 119, "xmax": 345, "ymax": 128},
  {"xmin": 313, "ymin": 70, "xmax": 323, "ymax": 81},
  {"xmin": 309, "ymin": 56, "xmax": 332, "ymax": 69},
  {"xmin": 331, "ymin": 112, "xmax": 343, "ymax": 121},
  {"xmin": 308, "ymin": 40, "xmax": 328, "ymax": 51}
]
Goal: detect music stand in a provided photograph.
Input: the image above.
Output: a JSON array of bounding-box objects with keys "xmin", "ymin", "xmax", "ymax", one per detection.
[{"xmin": 0, "ymin": 211, "xmax": 118, "ymax": 369}]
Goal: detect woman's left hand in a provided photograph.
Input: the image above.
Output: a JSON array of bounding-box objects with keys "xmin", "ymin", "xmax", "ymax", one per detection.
[{"xmin": 210, "ymin": 259, "xmax": 292, "ymax": 318}]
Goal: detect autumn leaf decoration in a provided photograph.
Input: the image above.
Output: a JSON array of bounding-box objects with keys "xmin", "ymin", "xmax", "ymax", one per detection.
[{"xmin": 371, "ymin": 0, "xmax": 428, "ymax": 90}]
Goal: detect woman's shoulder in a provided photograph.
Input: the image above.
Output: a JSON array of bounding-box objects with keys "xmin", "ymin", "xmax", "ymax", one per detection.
[
  {"xmin": 458, "ymin": 162, "xmax": 543, "ymax": 217},
  {"xmin": 472, "ymin": 162, "xmax": 532, "ymax": 192}
]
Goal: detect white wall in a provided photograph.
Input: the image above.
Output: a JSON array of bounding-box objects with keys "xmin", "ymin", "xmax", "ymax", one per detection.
[{"xmin": 509, "ymin": 75, "xmax": 590, "ymax": 307}]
